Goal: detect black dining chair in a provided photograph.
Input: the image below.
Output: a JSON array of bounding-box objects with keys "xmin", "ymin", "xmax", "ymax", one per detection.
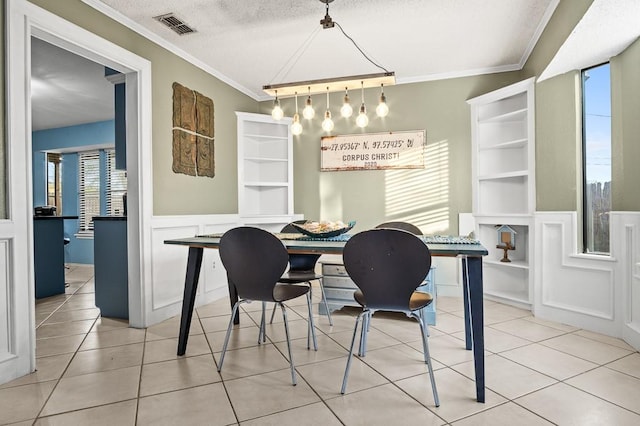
[
  {"xmin": 375, "ymin": 221, "xmax": 422, "ymax": 236},
  {"xmin": 266, "ymin": 221, "xmax": 333, "ymax": 327},
  {"xmin": 340, "ymin": 228, "xmax": 439, "ymax": 406},
  {"xmin": 218, "ymin": 226, "xmax": 317, "ymax": 385}
]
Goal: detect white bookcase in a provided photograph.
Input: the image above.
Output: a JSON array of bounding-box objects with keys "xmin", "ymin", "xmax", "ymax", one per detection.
[
  {"xmin": 467, "ymin": 77, "xmax": 535, "ymax": 307},
  {"xmin": 236, "ymin": 112, "xmax": 298, "ymax": 230}
]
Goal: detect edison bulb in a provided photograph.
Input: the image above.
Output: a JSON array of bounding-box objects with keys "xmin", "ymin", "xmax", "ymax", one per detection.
[
  {"xmin": 341, "ymin": 93, "xmax": 353, "ymax": 118},
  {"xmin": 303, "ymin": 97, "xmax": 315, "ymax": 119},
  {"xmin": 271, "ymin": 104, "xmax": 284, "ymax": 121},
  {"xmin": 376, "ymin": 100, "xmax": 389, "ymax": 117},
  {"xmin": 291, "ymin": 114, "xmax": 303, "ymax": 136},
  {"xmin": 356, "ymin": 104, "xmax": 368, "ymax": 128},
  {"xmin": 322, "ymin": 110, "xmax": 334, "ymax": 132}
]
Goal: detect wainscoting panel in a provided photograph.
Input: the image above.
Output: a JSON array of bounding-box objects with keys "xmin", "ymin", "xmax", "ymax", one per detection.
[
  {"xmin": 612, "ymin": 212, "xmax": 640, "ymax": 350},
  {"xmin": 0, "ymin": 240, "xmax": 10, "ymax": 363},
  {"xmin": 534, "ymin": 212, "xmax": 618, "ymax": 336},
  {"xmin": 147, "ymin": 215, "xmax": 238, "ymax": 325}
]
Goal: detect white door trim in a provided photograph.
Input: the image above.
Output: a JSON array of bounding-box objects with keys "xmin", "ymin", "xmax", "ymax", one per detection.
[{"xmin": 3, "ymin": 0, "xmax": 153, "ymax": 383}]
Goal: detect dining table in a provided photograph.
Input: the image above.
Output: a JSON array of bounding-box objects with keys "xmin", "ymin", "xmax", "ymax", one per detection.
[{"xmin": 164, "ymin": 232, "xmax": 489, "ymax": 402}]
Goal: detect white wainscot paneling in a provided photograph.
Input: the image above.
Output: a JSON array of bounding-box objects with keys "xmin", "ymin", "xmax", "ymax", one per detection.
[
  {"xmin": 148, "ymin": 215, "xmax": 239, "ymax": 325},
  {"xmin": 0, "ymin": 240, "xmax": 10, "ymax": 363},
  {"xmin": 535, "ymin": 212, "xmax": 617, "ymax": 336},
  {"xmin": 433, "ymin": 257, "xmax": 463, "ymax": 297},
  {"xmin": 612, "ymin": 212, "xmax": 640, "ymax": 350}
]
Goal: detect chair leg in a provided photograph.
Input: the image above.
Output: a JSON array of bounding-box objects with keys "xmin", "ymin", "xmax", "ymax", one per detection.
[
  {"xmin": 306, "ymin": 291, "xmax": 318, "ymax": 351},
  {"xmin": 217, "ymin": 301, "xmax": 241, "ymax": 372},
  {"xmin": 358, "ymin": 310, "xmax": 372, "ymax": 357},
  {"xmin": 259, "ymin": 301, "xmax": 267, "ymax": 343},
  {"xmin": 279, "ymin": 302, "xmax": 297, "ymax": 385},
  {"xmin": 416, "ymin": 314, "xmax": 440, "ymax": 407},
  {"xmin": 317, "ymin": 277, "xmax": 333, "ymax": 326},
  {"xmin": 269, "ymin": 302, "xmax": 277, "ymax": 324},
  {"xmin": 341, "ymin": 310, "xmax": 366, "ymax": 394}
]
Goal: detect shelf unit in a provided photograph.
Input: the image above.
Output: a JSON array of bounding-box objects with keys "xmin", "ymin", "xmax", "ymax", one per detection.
[
  {"xmin": 467, "ymin": 78, "xmax": 535, "ymax": 307},
  {"xmin": 236, "ymin": 112, "xmax": 297, "ymax": 229}
]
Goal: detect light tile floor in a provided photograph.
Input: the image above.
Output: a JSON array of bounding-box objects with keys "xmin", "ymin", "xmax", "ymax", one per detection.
[{"xmin": 2, "ymin": 264, "xmax": 640, "ymax": 425}]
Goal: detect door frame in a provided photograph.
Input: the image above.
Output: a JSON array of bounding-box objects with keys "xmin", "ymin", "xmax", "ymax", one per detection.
[{"xmin": 3, "ymin": 0, "xmax": 153, "ymax": 382}]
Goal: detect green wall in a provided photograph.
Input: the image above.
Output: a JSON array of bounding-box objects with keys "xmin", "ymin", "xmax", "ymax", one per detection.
[
  {"xmin": 260, "ymin": 73, "xmax": 522, "ymax": 234},
  {"xmin": 28, "ymin": 0, "xmax": 258, "ymax": 215},
  {"xmin": 10, "ymin": 0, "xmax": 640, "ymax": 225},
  {"xmin": 522, "ymin": 0, "xmax": 640, "ymax": 212},
  {"xmin": 611, "ymin": 37, "xmax": 640, "ymax": 211}
]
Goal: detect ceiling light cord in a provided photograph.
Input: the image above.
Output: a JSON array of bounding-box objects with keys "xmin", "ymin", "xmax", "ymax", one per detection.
[
  {"xmin": 267, "ymin": 25, "xmax": 322, "ymax": 87},
  {"xmin": 334, "ymin": 21, "xmax": 389, "ymax": 74}
]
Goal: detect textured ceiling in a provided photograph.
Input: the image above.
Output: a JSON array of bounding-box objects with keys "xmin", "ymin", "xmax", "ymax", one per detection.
[
  {"xmin": 539, "ymin": 0, "xmax": 640, "ymax": 81},
  {"xmin": 32, "ymin": 1, "xmax": 640, "ymax": 130},
  {"xmin": 31, "ymin": 38, "xmax": 114, "ymax": 131},
  {"xmin": 88, "ymin": 0, "xmax": 559, "ymax": 100}
]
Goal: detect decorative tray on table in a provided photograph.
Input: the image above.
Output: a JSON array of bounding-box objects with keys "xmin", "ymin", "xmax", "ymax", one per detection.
[{"xmin": 291, "ymin": 220, "xmax": 356, "ymax": 238}]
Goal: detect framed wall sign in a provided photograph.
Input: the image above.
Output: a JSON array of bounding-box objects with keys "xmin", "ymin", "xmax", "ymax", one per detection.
[{"xmin": 320, "ymin": 130, "xmax": 426, "ymax": 171}]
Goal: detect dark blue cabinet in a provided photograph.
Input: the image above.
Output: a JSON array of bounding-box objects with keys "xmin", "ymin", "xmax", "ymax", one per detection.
[
  {"xmin": 93, "ymin": 217, "xmax": 128, "ymax": 319},
  {"xmin": 34, "ymin": 217, "xmax": 66, "ymax": 298}
]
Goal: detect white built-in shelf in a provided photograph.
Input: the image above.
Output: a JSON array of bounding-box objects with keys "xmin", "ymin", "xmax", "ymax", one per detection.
[
  {"xmin": 244, "ymin": 157, "xmax": 288, "ymax": 162},
  {"xmin": 478, "ymin": 171, "xmax": 528, "ymax": 180},
  {"xmin": 468, "ymin": 77, "xmax": 535, "ymax": 308},
  {"xmin": 236, "ymin": 111, "xmax": 294, "ymax": 219},
  {"xmin": 244, "ymin": 182, "xmax": 288, "ymax": 187},
  {"xmin": 484, "ymin": 259, "xmax": 529, "ymax": 270},
  {"xmin": 243, "ymin": 133, "xmax": 288, "ymax": 140},
  {"xmin": 479, "ymin": 107, "xmax": 527, "ymax": 124},
  {"xmin": 479, "ymin": 138, "xmax": 528, "ymax": 150}
]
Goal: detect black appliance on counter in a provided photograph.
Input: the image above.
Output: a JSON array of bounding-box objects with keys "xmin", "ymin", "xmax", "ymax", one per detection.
[{"xmin": 34, "ymin": 206, "xmax": 56, "ymax": 216}]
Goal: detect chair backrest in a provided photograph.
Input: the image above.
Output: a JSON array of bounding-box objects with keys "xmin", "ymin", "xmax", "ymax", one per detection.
[
  {"xmin": 343, "ymin": 228, "xmax": 432, "ymax": 312},
  {"xmin": 282, "ymin": 221, "xmax": 321, "ymax": 271},
  {"xmin": 219, "ymin": 227, "xmax": 289, "ymax": 301},
  {"xmin": 375, "ymin": 221, "xmax": 423, "ymax": 236}
]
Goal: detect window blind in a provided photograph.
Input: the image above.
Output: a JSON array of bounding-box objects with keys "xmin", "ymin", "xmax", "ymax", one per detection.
[
  {"xmin": 78, "ymin": 151, "xmax": 100, "ymax": 232},
  {"xmin": 106, "ymin": 149, "xmax": 127, "ymax": 215}
]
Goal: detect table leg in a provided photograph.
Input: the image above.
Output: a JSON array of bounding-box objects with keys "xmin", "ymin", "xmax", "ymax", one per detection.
[
  {"xmin": 462, "ymin": 256, "xmax": 485, "ymax": 403},
  {"xmin": 177, "ymin": 247, "xmax": 204, "ymax": 356}
]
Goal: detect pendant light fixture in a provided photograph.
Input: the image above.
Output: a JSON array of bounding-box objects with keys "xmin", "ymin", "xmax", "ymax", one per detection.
[
  {"xmin": 291, "ymin": 92, "xmax": 303, "ymax": 136},
  {"xmin": 356, "ymin": 81, "xmax": 369, "ymax": 128},
  {"xmin": 376, "ymin": 83, "xmax": 389, "ymax": 117},
  {"xmin": 302, "ymin": 86, "xmax": 315, "ymax": 119},
  {"xmin": 271, "ymin": 90, "xmax": 284, "ymax": 120},
  {"xmin": 340, "ymin": 87, "xmax": 353, "ymax": 118},
  {"xmin": 321, "ymin": 87, "xmax": 334, "ymax": 132},
  {"xmin": 263, "ymin": 0, "xmax": 394, "ymax": 134}
]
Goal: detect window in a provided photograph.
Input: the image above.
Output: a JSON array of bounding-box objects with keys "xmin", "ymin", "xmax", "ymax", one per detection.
[
  {"xmin": 78, "ymin": 151, "xmax": 100, "ymax": 233},
  {"xmin": 581, "ymin": 63, "xmax": 611, "ymax": 254},
  {"xmin": 46, "ymin": 152, "xmax": 62, "ymax": 213},
  {"xmin": 106, "ymin": 149, "xmax": 127, "ymax": 216}
]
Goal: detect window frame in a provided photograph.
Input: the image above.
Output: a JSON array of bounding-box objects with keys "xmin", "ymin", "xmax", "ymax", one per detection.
[
  {"xmin": 580, "ymin": 62, "xmax": 612, "ymax": 255},
  {"xmin": 77, "ymin": 150, "xmax": 101, "ymax": 236}
]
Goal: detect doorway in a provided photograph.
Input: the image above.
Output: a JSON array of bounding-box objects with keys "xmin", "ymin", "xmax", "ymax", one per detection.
[
  {"xmin": 3, "ymin": 0, "xmax": 152, "ymax": 384},
  {"xmin": 31, "ymin": 35, "xmax": 114, "ymax": 328}
]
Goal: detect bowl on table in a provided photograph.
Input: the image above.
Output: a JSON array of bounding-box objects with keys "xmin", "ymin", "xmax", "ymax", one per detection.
[{"xmin": 292, "ymin": 220, "xmax": 355, "ymax": 238}]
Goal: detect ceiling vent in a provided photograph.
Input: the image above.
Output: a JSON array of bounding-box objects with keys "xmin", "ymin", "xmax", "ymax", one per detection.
[{"xmin": 154, "ymin": 13, "xmax": 196, "ymax": 35}]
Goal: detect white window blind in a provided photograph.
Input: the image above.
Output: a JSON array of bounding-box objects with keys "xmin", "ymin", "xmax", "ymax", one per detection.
[
  {"xmin": 106, "ymin": 149, "xmax": 127, "ymax": 215},
  {"xmin": 78, "ymin": 151, "xmax": 100, "ymax": 233}
]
